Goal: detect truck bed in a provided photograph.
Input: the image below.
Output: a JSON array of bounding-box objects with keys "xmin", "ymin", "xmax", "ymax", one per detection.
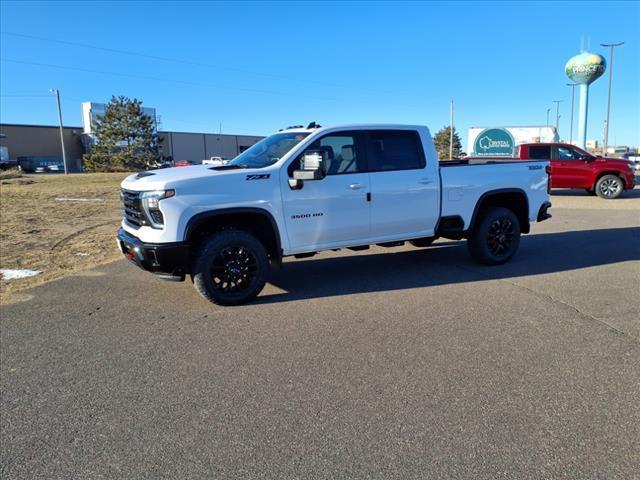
[
  {"xmin": 440, "ymin": 157, "xmax": 532, "ymax": 166},
  {"xmin": 439, "ymin": 159, "xmax": 549, "ymax": 228}
]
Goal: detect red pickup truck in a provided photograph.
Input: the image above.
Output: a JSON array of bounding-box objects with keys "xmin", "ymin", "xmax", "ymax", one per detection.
[{"xmin": 517, "ymin": 143, "xmax": 636, "ymax": 199}]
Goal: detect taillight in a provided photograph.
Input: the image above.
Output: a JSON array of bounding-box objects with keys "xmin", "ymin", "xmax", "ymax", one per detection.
[{"xmin": 545, "ymin": 165, "xmax": 552, "ymax": 193}]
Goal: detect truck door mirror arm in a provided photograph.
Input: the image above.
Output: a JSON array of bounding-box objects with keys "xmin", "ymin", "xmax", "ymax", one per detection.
[{"xmin": 288, "ymin": 178, "xmax": 303, "ymax": 190}]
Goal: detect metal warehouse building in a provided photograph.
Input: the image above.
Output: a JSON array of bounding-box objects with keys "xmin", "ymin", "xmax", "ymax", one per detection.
[
  {"xmin": 0, "ymin": 123, "xmax": 264, "ymax": 170},
  {"xmin": 160, "ymin": 131, "xmax": 263, "ymax": 162}
]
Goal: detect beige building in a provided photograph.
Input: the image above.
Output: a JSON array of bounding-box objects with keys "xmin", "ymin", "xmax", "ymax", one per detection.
[{"xmin": 0, "ymin": 123, "xmax": 264, "ymax": 170}]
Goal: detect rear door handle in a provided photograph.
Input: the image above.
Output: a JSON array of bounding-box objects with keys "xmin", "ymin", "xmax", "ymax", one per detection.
[
  {"xmin": 418, "ymin": 178, "xmax": 434, "ymax": 185},
  {"xmin": 349, "ymin": 183, "xmax": 366, "ymax": 190}
]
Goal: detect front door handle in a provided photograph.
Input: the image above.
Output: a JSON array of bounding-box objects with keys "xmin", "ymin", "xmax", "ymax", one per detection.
[
  {"xmin": 349, "ymin": 183, "xmax": 366, "ymax": 190},
  {"xmin": 418, "ymin": 178, "xmax": 434, "ymax": 185}
]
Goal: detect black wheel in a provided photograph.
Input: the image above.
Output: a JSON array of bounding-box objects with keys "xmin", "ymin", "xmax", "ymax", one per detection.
[
  {"xmin": 585, "ymin": 189, "xmax": 596, "ymax": 196},
  {"xmin": 192, "ymin": 230, "xmax": 269, "ymax": 306},
  {"xmin": 410, "ymin": 237, "xmax": 436, "ymax": 248},
  {"xmin": 595, "ymin": 174, "xmax": 624, "ymax": 199},
  {"xmin": 467, "ymin": 207, "xmax": 521, "ymax": 265}
]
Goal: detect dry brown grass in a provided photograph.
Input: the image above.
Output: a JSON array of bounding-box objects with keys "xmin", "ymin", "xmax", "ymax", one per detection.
[{"xmin": 0, "ymin": 172, "xmax": 129, "ymax": 303}]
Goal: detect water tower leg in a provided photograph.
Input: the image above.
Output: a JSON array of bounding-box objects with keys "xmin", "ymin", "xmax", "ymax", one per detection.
[{"xmin": 577, "ymin": 84, "xmax": 589, "ymax": 149}]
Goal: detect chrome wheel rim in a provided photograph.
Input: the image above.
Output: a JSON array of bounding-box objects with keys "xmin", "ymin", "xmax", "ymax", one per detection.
[
  {"xmin": 486, "ymin": 217, "xmax": 515, "ymax": 257},
  {"xmin": 599, "ymin": 178, "xmax": 621, "ymax": 198},
  {"xmin": 210, "ymin": 246, "xmax": 257, "ymax": 293}
]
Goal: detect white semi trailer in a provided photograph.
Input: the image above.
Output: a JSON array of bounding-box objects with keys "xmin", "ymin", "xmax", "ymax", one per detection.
[{"xmin": 468, "ymin": 126, "xmax": 559, "ymax": 157}]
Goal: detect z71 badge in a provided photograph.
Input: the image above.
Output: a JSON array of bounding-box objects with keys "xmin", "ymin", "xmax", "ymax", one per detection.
[{"xmin": 246, "ymin": 174, "xmax": 270, "ymax": 180}]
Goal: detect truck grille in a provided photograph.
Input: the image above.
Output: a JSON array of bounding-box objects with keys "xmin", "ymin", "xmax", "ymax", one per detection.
[{"xmin": 121, "ymin": 189, "xmax": 144, "ymax": 227}]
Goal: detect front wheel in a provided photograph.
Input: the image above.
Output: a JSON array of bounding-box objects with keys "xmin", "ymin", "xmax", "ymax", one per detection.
[
  {"xmin": 467, "ymin": 207, "xmax": 521, "ymax": 265},
  {"xmin": 595, "ymin": 174, "xmax": 624, "ymax": 199},
  {"xmin": 192, "ymin": 230, "xmax": 269, "ymax": 306}
]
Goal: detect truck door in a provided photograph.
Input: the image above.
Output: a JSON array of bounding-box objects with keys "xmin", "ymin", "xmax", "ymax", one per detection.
[
  {"xmin": 556, "ymin": 145, "xmax": 593, "ymax": 188},
  {"xmin": 365, "ymin": 130, "xmax": 439, "ymax": 239},
  {"xmin": 281, "ymin": 132, "xmax": 371, "ymax": 251}
]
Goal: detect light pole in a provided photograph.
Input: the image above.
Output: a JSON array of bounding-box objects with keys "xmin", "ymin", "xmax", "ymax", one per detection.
[
  {"xmin": 449, "ymin": 98, "xmax": 454, "ymax": 160},
  {"xmin": 600, "ymin": 42, "xmax": 624, "ymax": 156},
  {"xmin": 546, "ymin": 108, "xmax": 551, "ymax": 128},
  {"xmin": 566, "ymin": 83, "xmax": 577, "ymax": 144},
  {"xmin": 49, "ymin": 88, "xmax": 68, "ymax": 175},
  {"xmin": 552, "ymin": 100, "xmax": 562, "ymax": 135}
]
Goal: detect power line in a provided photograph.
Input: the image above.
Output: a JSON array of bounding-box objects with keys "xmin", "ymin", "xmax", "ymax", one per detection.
[
  {"xmin": 0, "ymin": 58, "xmax": 423, "ymax": 110},
  {"xmin": 1, "ymin": 31, "xmax": 419, "ymax": 99},
  {"xmin": 0, "ymin": 94, "xmax": 51, "ymax": 98}
]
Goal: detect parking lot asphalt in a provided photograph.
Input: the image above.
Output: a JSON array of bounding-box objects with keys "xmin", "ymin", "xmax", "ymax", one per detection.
[{"xmin": 1, "ymin": 191, "xmax": 639, "ymax": 479}]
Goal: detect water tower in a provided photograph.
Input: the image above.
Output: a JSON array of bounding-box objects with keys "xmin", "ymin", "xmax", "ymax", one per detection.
[{"xmin": 565, "ymin": 52, "xmax": 606, "ymax": 148}]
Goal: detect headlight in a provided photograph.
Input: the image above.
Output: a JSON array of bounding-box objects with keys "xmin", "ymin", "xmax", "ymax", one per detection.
[{"xmin": 140, "ymin": 189, "xmax": 175, "ymax": 228}]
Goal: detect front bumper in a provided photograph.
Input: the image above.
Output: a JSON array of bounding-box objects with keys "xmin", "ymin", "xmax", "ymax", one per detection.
[{"xmin": 116, "ymin": 228, "xmax": 189, "ymax": 281}]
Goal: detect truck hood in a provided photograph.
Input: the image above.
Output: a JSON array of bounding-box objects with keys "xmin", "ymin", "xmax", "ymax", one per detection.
[
  {"xmin": 595, "ymin": 157, "xmax": 633, "ymax": 168},
  {"xmin": 121, "ymin": 165, "xmax": 252, "ymax": 190}
]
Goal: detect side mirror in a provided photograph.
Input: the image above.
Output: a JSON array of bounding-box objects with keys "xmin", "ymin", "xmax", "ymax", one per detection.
[{"xmin": 290, "ymin": 151, "xmax": 328, "ymax": 189}]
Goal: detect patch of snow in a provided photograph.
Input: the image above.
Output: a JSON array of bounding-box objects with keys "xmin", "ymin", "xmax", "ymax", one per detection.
[
  {"xmin": 75, "ymin": 252, "xmax": 90, "ymax": 257},
  {"xmin": 1, "ymin": 269, "xmax": 42, "ymax": 280},
  {"xmin": 55, "ymin": 198, "xmax": 105, "ymax": 203}
]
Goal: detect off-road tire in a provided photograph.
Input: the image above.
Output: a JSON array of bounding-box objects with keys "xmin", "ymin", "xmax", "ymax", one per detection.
[
  {"xmin": 467, "ymin": 207, "xmax": 521, "ymax": 265},
  {"xmin": 192, "ymin": 230, "xmax": 269, "ymax": 306},
  {"xmin": 595, "ymin": 174, "xmax": 624, "ymax": 199}
]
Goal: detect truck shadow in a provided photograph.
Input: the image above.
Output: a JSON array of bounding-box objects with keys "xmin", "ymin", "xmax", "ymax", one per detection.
[{"xmin": 257, "ymin": 227, "xmax": 640, "ymax": 304}]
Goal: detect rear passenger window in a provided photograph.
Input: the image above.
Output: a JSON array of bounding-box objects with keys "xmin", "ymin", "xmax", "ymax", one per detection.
[
  {"xmin": 366, "ymin": 130, "xmax": 425, "ymax": 171},
  {"xmin": 527, "ymin": 146, "xmax": 551, "ymax": 160}
]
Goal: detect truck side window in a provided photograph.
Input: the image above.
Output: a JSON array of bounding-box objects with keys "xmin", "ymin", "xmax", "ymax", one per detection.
[
  {"xmin": 366, "ymin": 130, "xmax": 425, "ymax": 172},
  {"xmin": 558, "ymin": 147, "xmax": 580, "ymax": 160},
  {"xmin": 527, "ymin": 146, "xmax": 551, "ymax": 160},
  {"xmin": 289, "ymin": 132, "xmax": 363, "ymax": 176}
]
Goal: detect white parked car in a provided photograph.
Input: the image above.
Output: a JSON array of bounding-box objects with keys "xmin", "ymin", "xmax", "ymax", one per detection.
[{"xmin": 117, "ymin": 124, "xmax": 551, "ymax": 305}]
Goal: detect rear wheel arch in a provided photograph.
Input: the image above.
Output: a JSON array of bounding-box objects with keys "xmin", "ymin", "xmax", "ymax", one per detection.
[
  {"xmin": 468, "ymin": 189, "xmax": 530, "ymax": 235},
  {"xmin": 185, "ymin": 208, "xmax": 282, "ymax": 264},
  {"xmin": 593, "ymin": 171, "xmax": 626, "ymax": 190}
]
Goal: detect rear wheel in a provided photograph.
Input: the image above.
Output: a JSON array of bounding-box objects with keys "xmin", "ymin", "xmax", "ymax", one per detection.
[
  {"xmin": 595, "ymin": 174, "xmax": 624, "ymax": 199},
  {"xmin": 192, "ymin": 230, "xmax": 269, "ymax": 306},
  {"xmin": 467, "ymin": 207, "xmax": 521, "ymax": 265}
]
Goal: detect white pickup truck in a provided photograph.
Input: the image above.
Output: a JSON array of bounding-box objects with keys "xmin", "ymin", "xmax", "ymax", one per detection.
[{"xmin": 117, "ymin": 124, "xmax": 552, "ymax": 305}]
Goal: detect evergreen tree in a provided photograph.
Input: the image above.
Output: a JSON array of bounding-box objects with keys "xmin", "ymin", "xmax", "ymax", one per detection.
[
  {"xmin": 83, "ymin": 96, "xmax": 160, "ymax": 172},
  {"xmin": 433, "ymin": 126, "xmax": 465, "ymax": 160}
]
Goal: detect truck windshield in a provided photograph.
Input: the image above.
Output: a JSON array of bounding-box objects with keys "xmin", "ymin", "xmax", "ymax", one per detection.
[{"xmin": 228, "ymin": 132, "xmax": 310, "ymax": 168}]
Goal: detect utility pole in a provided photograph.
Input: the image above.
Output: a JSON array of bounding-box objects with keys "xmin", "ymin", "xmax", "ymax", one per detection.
[
  {"xmin": 449, "ymin": 98, "xmax": 454, "ymax": 160},
  {"xmin": 600, "ymin": 41, "xmax": 624, "ymax": 156},
  {"xmin": 552, "ymin": 100, "xmax": 562, "ymax": 135},
  {"xmin": 546, "ymin": 108, "xmax": 551, "ymax": 128},
  {"xmin": 566, "ymin": 83, "xmax": 577, "ymax": 144},
  {"xmin": 49, "ymin": 88, "xmax": 68, "ymax": 175}
]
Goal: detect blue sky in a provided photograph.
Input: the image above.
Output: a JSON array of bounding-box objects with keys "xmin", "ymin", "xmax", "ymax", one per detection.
[{"xmin": 1, "ymin": 1, "xmax": 639, "ymax": 150}]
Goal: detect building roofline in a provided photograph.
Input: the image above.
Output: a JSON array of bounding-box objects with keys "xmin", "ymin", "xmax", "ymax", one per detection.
[
  {"xmin": 0, "ymin": 123, "xmax": 83, "ymax": 130},
  {"xmin": 158, "ymin": 130, "xmax": 264, "ymax": 137},
  {"xmin": 469, "ymin": 125, "xmax": 558, "ymax": 130}
]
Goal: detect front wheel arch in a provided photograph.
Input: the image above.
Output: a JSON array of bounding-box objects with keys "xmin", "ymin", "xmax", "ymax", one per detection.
[{"xmin": 185, "ymin": 208, "xmax": 282, "ymax": 265}]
